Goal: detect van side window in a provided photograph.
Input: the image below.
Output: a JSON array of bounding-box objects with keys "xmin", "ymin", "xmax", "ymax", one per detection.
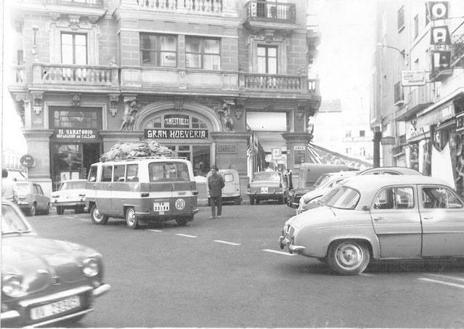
[
  {"xmin": 88, "ymin": 165, "xmax": 98, "ymax": 182},
  {"xmin": 102, "ymin": 165, "xmax": 113, "ymax": 182},
  {"xmin": 224, "ymin": 173, "xmax": 233, "ymax": 182},
  {"xmin": 114, "ymin": 165, "xmax": 126, "ymax": 182},
  {"xmin": 126, "ymin": 164, "xmax": 139, "ymax": 182},
  {"xmin": 149, "ymin": 162, "xmax": 189, "ymax": 182}
]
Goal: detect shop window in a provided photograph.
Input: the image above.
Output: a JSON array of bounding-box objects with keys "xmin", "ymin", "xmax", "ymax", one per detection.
[
  {"xmin": 140, "ymin": 33, "xmax": 177, "ymax": 67},
  {"xmin": 61, "ymin": 32, "xmax": 87, "ymax": 65},
  {"xmin": 257, "ymin": 45, "xmax": 277, "ymax": 74},
  {"xmin": 186, "ymin": 36, "xmax": 221, "ymax": 70},
  {"xmin": 52, "ymin": 109, "xmax": 99, "ymax": 129}
]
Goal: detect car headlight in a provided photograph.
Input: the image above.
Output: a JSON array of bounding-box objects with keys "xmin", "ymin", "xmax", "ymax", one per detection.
[
  {"xmin": 82, "ymin": 258, "xmax": 99, "ymax": 277},
  {"xmin": 2, "ymin": 274, "xmax": 26, "ymax": 298}
]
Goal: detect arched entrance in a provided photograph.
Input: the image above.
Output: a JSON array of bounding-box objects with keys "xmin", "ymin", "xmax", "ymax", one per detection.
[{"xmin": 135, "ymin": 101, "xmax": 221, "ymax": 176}]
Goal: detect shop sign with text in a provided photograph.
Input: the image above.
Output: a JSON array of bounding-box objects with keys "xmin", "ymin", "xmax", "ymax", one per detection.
[
  {"xmin": 145, "ymin": 129, "xmax": 208, "ymax": 139},
  {"xmin": 55, "ymin": 129, "xmax": 97, "ymax": 140},
  {"xmin": 164, "ymin": 114, "xmax": 190, "ymax": 128}
]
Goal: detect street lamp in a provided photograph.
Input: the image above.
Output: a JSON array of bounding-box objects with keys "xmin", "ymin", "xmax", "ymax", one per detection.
[{"xmin": 377, "ymin": 42, "xmax": 407, "ymax": 58}]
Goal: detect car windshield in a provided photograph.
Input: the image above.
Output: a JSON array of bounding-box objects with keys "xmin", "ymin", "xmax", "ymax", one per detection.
[
  {"xmin": 2, "ymin": 204, "xmax": 31, "ymax": 234},
  {"xmin": 61, "ymin": 181, "xmax": 86, "ymax": 190},
  {"xmin": 313, "ymin": 174, "xmax": 330, "ymax": 188},
  {"xmin": 149, "ymin": 162, "xmax": 190, "ymax": 182},
  {"xmin": 253, "ymin": 172, "xmax": 280, "ymax": 182},
  {"xmin": 14, "ymin": 183, "xmax": 30, "ymax": 194},
  {"xmin": 324, "ymin": 186, "xmax": 360, "ymax": 209}
]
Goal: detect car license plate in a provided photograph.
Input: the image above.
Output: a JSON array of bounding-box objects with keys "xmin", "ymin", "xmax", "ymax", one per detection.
[
  {"xmin": 153, "ymin": 202, "xmax": 170, "ymax": 213},
  {"xmin": 261, "ymin": 187, "xmax": 268, "ymax": 193},
  {"xmin": 30, "ymin": 295, "xmax": 80, "ymax": 320}
]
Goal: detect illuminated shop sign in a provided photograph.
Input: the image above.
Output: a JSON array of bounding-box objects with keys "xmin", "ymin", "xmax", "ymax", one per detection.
[
  {"xmin": 164, "ymin": 114, "xmax": 190, "ymax": 128},
  {"xmin": 144, "ymin": 129, "xmax": 208, "ymax": 139},
  {"xmin": 55, "ymin": 128, "xmax": 97, "ymax": 140}
]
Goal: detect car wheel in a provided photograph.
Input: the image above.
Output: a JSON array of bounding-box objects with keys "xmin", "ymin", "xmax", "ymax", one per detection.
[
  {"xmin": 56, "ymin": 206, "xmax": 64, "ymax": 215},
  {"xmin": 327, "ymin": 240, "xmax": 370, "ymax": 275},
  {"xmin": 175, "ymin": 217, "xmax": 188, "ymax": 226},
  {"xmin": 125, "ymin": 207, "xmax": 139, "ymax": 229},
  {"xmin": 249, "ymin": 197, "xmax": 255, "ymax": 205},
  {"xmin": 90, "ymin": 205, "xmax": 108, "ymax": 225},
  {"xmin": 29, "ymin": 203, "xmax": 37, "ymax": 216}
]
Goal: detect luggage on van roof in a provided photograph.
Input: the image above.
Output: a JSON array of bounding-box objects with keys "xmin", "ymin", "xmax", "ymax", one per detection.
[{"xmin": 100, "ymin": 141, "xmax": 175, "ymax": 162}]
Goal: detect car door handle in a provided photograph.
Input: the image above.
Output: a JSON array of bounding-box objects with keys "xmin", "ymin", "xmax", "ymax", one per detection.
[
  {"xmin": 423, "ymin": 216, "xmax": 433, "ymax": 220},
  {"xmin": 373, "ymin": 216, "xmax": 383, "ymax": 221}
]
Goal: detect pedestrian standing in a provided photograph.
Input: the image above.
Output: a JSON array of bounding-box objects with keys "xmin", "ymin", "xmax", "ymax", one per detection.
[
  {"xmin": 207, "ymin": 165, "xmax": 225, "ymax": 219},
  {"xmin": 2, "ymin": 169, "xmax": 17, "ymax": 202}
]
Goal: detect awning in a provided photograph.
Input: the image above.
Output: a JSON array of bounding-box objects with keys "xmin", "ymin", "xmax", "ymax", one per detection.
[
  {"xmin": 306, "ymin": 143, "xmax": 372, "ymax": 169},
  {"xmin": 396, "ymin": 103, "xmax": 433, "ymax": 121},
  {"xmin": 417, "ymin": 87, "xmax": 464, "ymax": 120}
]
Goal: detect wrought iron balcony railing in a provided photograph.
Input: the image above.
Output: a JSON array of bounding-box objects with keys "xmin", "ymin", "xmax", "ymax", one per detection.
[
  {"xmin": 239, "ymin": 73, "xmax": 318, "ymax": 93},
  {"xmin": 245, "ymin": 0, "xmax": 296, "ymax": 24},
  {"xmin": 131, "ymin": 0, "xmax": 223, "ymax": 13}
]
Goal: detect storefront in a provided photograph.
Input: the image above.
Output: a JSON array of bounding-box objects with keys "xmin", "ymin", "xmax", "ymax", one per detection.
[{"xmin": 49, "ymin": 107, "xmax": 102, "ymax": 190}]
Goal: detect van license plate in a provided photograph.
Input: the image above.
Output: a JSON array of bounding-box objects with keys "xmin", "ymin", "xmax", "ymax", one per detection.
[
  {"xmin": 154, "ymin": 202, "xmax": 170, "ymax": 212},
  {"xmin": 261, "ymin": 187, "xmax": 268, "ymax": 193},
  {"xmin": 30, "ymin": 295, "xmax": 80, "ymax": 320}
]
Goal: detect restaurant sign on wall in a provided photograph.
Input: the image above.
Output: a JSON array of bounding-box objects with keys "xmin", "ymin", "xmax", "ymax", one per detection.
[
  {"xmin": 144, "ymin": 129, "xmax": 208, "ymax": 139},
  {"xmin": 54, "ymin": 129, "xmax": 98, "ymax": 140}
]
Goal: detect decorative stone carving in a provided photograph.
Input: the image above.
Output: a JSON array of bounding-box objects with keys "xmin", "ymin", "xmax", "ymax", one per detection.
[
  {"xmin": 72, "ymin": 94, "xmax": 81, "ymax": 107},
  {"xmin": 31, "ymin": 92, "xmax": 43, "ymax": 115},
  {"xmin": 216, "ymin": 100, "xmax": 235, "ymax": 132},
  {"xmin": 121, "ymin": 97, "xmax": 139, "ymax": 131},
  {"xmin": 69, "ymin": 15, "xmax": 81, "ymax": 30}
]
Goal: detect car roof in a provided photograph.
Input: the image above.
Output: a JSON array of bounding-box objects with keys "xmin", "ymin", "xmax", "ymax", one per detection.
[
  {"xmin": 359, "ymin": 166, "xmax": 421, "ymax": 175},
  {"xmin": 342, "ymin": 175, "xmax": 451, "ymax": 192}
]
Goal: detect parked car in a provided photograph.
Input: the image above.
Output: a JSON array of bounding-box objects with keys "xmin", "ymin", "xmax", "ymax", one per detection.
[
  {"xmin": 1, "ymin": 199, "xmax": 111, "ymax": 327},
  {"xmin": 51, "ymin": 179, "xmax": 87, "ymax": 214},
  {"xmin": 247, "ymin": 171, "xmax": 286, "ymax": 205},
  {"xmin": 286, "ymin": 164, "xmax": 357, "ymax": 208},
  {"xmin": 207, "ymin": 169, "xmax": 242, "ymax": 205},
  {"xmin": 358, "ymin": 166, "xmax": 422, "ymax": 175},
  {"xmin": 279, "ymin": 175, "xmax": 464, "ymax": 275},
  {"xmin": 297, "ymin": 171, "xmax": 357, "ymax": 214},
  {"xmin": 13, "ymin": 181, "xmax": 50, "ymax": 216}
]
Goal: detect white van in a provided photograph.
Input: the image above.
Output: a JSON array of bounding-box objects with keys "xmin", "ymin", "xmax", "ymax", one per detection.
[{"xmin": 85, "ymin": 157, "xmax": 198, "ymax": 229}]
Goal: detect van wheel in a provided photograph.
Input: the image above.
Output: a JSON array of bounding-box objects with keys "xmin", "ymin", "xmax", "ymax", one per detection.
[
  {"xmin": 90, "ymin": 205, "xmax": 108, "ymax": 225},
  {"xmin": 327, "ymin": 240, "xmax": 370, "ymax": 275},
  {"xmin": 56, "ymin": 206, "xmax": 64, "ymax": 215},
  {"xmin": 176, "ymin": 217, "xmax": 188, "ymax": 226},
  {"xmin": 125, "ymin": 207, "xmax": 139, "ymax": 229}
]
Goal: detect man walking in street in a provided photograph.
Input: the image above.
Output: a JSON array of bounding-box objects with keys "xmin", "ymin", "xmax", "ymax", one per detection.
[
  {"xmin": 2, "ymin": 169, "xmax": 17, "ymax": 202},
  {"xmin": 207, "ymin": 165, "xmax": 225, "ymax": 219}
]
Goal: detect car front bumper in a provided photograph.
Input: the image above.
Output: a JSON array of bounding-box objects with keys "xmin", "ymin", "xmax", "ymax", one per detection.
[
  {"xmin": 279, "ymin": 235, "xmax": 305, "ymax": 254},
  {"xmin": 1, "ymin": 283, "xmax": 110, "ymax": 327}
]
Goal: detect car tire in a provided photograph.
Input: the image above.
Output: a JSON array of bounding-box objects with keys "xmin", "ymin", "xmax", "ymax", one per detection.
[
  {"xmin": 125, "ymin": 207, "xmax": 139, "ymax": 229},
  {"xmin": 90, "ymin": 205, "xmax": 108, "ymax": 225},
  {"xmin": 327, "ymin": 240, "xmax": 370, "ymax": 275},
  {"xmin": 249, "ymin": 197, "xmax": 255, "ymax": 205},
  {"xmin": 29, "ymin": 203, "xmax": 37, "ymax": 216},
  {"xmin": 56, "ymin": 206, "xmax": 64, "ymax": 215},
  {"xmin": 175, "ymin": 217, "xmax": 188, "ymax": 226}
]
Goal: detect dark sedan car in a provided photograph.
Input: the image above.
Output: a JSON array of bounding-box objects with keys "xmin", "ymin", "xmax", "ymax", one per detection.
[{"xmin": 1, "ymin": 200, "xmax": 110, "ymax": 327}]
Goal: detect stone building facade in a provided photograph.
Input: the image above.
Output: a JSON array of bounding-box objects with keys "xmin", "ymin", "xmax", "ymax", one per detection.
[{"xmin": 7, "ymin": 0, "xmax": 320, "ymax": 197}]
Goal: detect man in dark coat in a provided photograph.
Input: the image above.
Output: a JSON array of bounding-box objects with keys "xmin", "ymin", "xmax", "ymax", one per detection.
[{"xmin": 207, "ymin": 165, "xmax": 225, "ymax": 219}]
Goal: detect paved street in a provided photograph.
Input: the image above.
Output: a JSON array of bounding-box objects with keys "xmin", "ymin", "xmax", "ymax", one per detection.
[{"xmin": 29, "ymin": 204, "xmax": 464, "ymax": 328}]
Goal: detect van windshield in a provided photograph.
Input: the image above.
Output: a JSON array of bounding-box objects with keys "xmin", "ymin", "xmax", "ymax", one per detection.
[
  {"xmin": 149, "ymin": 162, "xmax": 190, "ymax": 182},
  {"xmin": 253, "ymin": 172, "xmax": 280, "ymax": 182}
]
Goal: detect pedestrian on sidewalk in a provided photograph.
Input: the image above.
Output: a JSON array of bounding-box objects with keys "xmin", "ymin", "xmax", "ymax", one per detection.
[
  {"xmin": 2, "ymin": 169, "xmax": 17, "ymax": 202},
  {"xmin": 207, "ymin": 165, "xmax": 224, "ymax": 219}
]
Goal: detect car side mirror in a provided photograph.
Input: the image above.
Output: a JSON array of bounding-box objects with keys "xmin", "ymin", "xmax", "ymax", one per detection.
[{"xmin": 361, "ymin": 205, "xmax": 370, "ymax": 211}]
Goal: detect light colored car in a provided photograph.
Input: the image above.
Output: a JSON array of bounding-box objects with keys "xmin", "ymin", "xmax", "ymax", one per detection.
[
  {"xmin": 247, "ymin": 171, "xmax": 286, "ymax": 205},
  {"xmin": 13, "ymin": 181, "xmax": 50, "ymax": 216},
  {"xmin": 1, "ymin": 200, "xmax": 110, "ymax": 327},
  {"xmin": 51, "ymin": 179, "xmax": 87, "ymax": 214},
  {"xmin": 279, "ymin": 175, "xmax": 464, "ymax": 275},
  {"xmin": 358, "ymin": 166, "xmax": 422, "ymax": 175},
  {"xmin": 297, "ymin": 171, "xmax": 357, "ymax": 214}
]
